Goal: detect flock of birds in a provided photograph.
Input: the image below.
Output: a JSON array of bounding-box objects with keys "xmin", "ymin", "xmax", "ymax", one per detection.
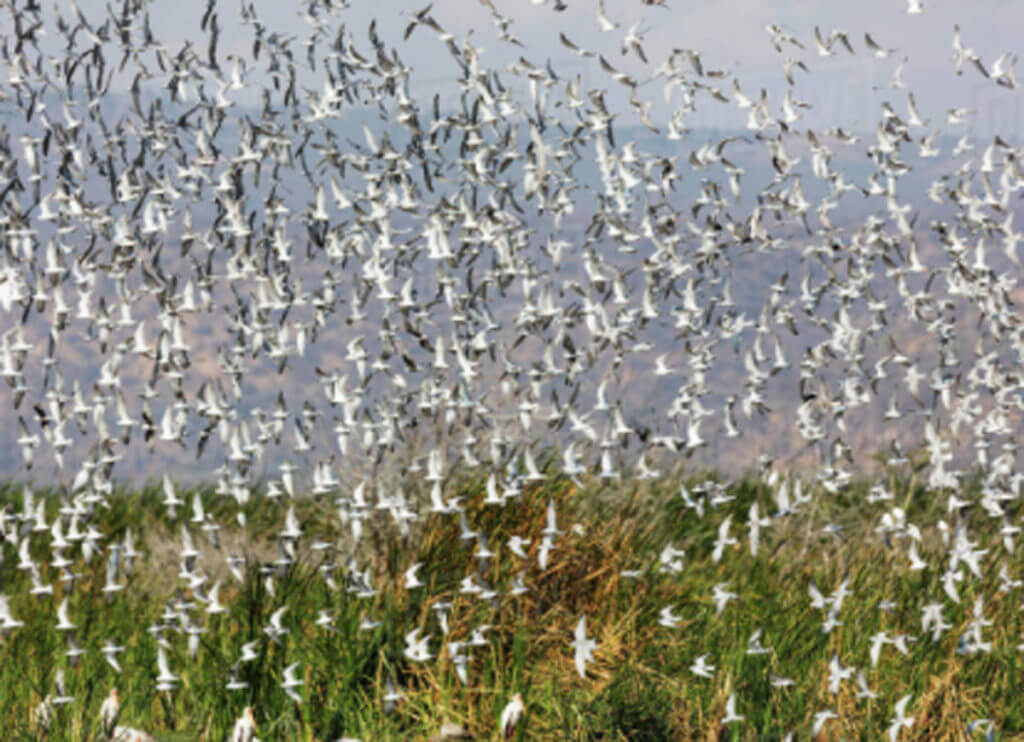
[{"xmin": 0, "ymin": 0, "xmax": 1021, "ymax": 737}]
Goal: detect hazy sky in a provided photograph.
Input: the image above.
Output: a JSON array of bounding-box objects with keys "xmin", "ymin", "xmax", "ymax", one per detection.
[
  {"xmin": 63, "ymin": 0, "xmax": 1013, "ymax": 138},
  {"xmin": 2, "ymin": 0, "xmax": 1020, "ymax": 480},
  {"xmin": 18, "ymin": 0, "xmax": 1007, "ymax": 142}
]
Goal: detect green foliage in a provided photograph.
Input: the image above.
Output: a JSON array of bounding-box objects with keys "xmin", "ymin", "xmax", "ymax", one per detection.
[
  {"xmin": 583, "ymin": 668, "xmax": 678, "ymax": 740},
  {"xmin": 0, "ymin": 471, "xmax": 1017, "ymax": 739}
]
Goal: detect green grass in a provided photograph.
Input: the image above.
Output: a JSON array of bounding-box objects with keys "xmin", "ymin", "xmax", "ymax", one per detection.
[{"xmin": 0, "ymin": 464, "xmax": 1018, "ymax": 740}]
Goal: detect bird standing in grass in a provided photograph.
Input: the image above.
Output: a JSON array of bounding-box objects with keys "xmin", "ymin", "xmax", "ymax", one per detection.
[
  {"xmin": 99, "ymin": 688, "xmax": 119, "ymax": 738},
  {"xmin": 500, "ymin": 693, "xmax": 524, "ymax": 738},
  {"xmin": 231, "ymin": 706, "xmax": 258, "ymax": 742},
  {"xmin": 32, "ymin": 695, "xmax": 53, "ymax": 734},
  {"xmin": 98, "ymin": 688, "xmax": 157, "ymax": 741}
]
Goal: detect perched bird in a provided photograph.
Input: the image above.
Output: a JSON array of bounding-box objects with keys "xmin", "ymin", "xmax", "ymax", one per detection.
[
  {"xmin": 499, "ymin": 693, "xmax": 525, "ymax": 738},
  {"xmin": 99, "ymin": 688, "xmax": 120, "ymax": 737},
  {"xmin": 231, "ymin": 706, "xmax": 258, "ymax": 742}
]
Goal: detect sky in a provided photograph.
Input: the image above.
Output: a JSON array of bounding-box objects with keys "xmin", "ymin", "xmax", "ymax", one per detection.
[
  {"xmin": 74, "ymin": 0, "xmax": 1021, "ymax": 139},
  {"xmin": 2, "ymin": 0, "xmax": 1022, "ymax": 482}
]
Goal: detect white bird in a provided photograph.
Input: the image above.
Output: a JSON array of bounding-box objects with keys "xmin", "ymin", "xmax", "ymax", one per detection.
[
  {"xmin": 543, "ymin": 499, "xmax": 562, "ymax": 538},
  {"xmin": 383, "ymin": 678, "xmax": 404, "ymax": 714},
  {"xmin": 405, "ymin": 628, "xmax": 433, "ymax": 662},
  {"xmin": 891, "ymin": 57, "xmax": 908, "ymax": 89},
  {"xmin": 404, "ymin": 562, "xmax": 424, "ymax": 589},
  {"xmin": 712, "ymin": 582, "xmax": 738, "ymax": 617},
  {"xmin": 571, "ymin": 616, "xmax": 597, "ymax": 678},
  {"xmin": 658, "ymin": 605, "xmax": 681, "ymax": 628},
  {"xmin": 205, "ymin": 581, "xmax": 227, "ymax": 614},
  {"xmin": 991, "ymin": 52, "xmax": 1018, "ymax": 88},
  {"xmin": 748, "ymin": 503, "xmax": 771, "ymax": 557},
  {"xmin": 770, "ymin": 673, "xmax": 795, "ymax": 688},
  {"xmin": 827, "ymin": 651, "xmax": 854, "ymax": 695},
  {"xmin": 812, "ymin": 709, "xmax": 838, "ymax": 737},
  {"xmin": 281, "ymin": 505, "xmax": 302, "ymax": 540},
  {"xmin": 162, "ymin": 474, "xmax": 183, "ymax": 520},
  {"xmin": 239, "ymin": 641, "xmax": 260, "ymax": 663},
  {"xmin": 190, "ymin": 492, "xmax": 205, "ymax": 523},
  {"xmin": 870, "ymin": 631, "xmax": 890, "ymax": 667},
  {"xmin": 468, "ymin": 624, "xmax": 491, "ymax": 647},
  {"xmin": 808, "ymin": 579, "xmax": 829, "ymax": 611},
  {"xmin": 681, "ymin": 484, "xmax": 705, "ymax": 519},
  {"xmin": 265, "ymin": 606, "xmax": 289, "ymax": 642},
  {"xmin": 561, "ymin": 443, "xmax": 585, "ymax": 479},
  {"xmin": 103, "ymin": 558, "xmax": 124, "ymax": 599},
  {"xmin": 33, "ymin": 695, "xmax": 54, "ymax": 733},
  {"xmin": 746, "ymin": 628, "xmax": 771, "ymax": 655},
  {"xmin": 855, "ymin": 669, "xmax": 877, "ymax": 699},
  {"xmin": 226, "ymin": 664, "xmax": 249, "ymax": 692},
  {"xmin": 721, "ymin": 693, "xmax": 744, "ymax": 725},
  {"xmin": 864, "ymin": 33, "xmax": 894, "ymax": 58},
  {"xmin": 52, "ymin": 668, "xmax": 73, "ymax": 706},
  {"xmin": 99, "ymin": 688, "xmax": 120, "ymax": 736},
  {"xmin": 281, "ymin": 662, "xmax": 304, "ymax": 703},
  {"xmin": 967, "ymin": 718, "xmax": 995, "ymax": 739},
  {"xmin": 499, "ymin": 693, "xmax": 525, "ymax": 738},
  {"xmin": 596, "ymin": 0, "xmax": 619, "ymax": 32},
  {"xmin": 156, "ymin": 645, "xmax": 178, "ymax": 689},
  {"xmin": 231, "ymin": 706, "xmax": 258, "ymax": 742},
  {"xmin": 712, "ymin": 516, "xmax": 737, "ymax": 564},
  {"xmin": 908, "ymin": 540, "xmax": 927, "ymax": 571},
  {"xmin": 888, "ymin": 694, "xmax": 914, "ymax": 740},
  {"xmin": 689, "ymin": 654, "xmax": 715, "ymax": 678},
  {"xmin": 449, "ymin": 642, "xmax": 470, "ymax": 686},
  {"xmin": 507, "ymin": 535, "xmax": 531, "ymax": 558},
  {"xmin": 55, "ymin": 597, "xmax": 75, "ymax": 631},
  {"xmin": 102, "ymin": 641, "xmax": 126, "ymax": 672}
]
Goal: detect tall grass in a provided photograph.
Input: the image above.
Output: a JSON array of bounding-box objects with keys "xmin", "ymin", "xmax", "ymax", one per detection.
[{"xmin": 0, "ymin": 466, "xmax": 1016, "ymax": 740}]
